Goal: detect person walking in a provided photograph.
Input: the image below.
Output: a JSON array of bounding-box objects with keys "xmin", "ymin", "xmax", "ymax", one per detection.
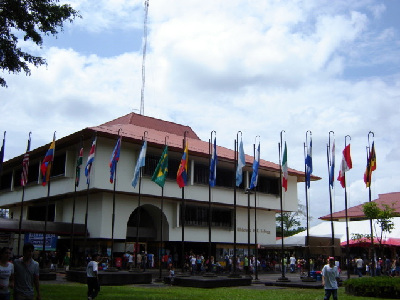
[
  {"xmin": 86, "ymin": 253, "xmax": 100, "ymax": 300},
  {"xmin": 13, "ymin": 243, "xmax": 40, "ymax": 300},
  {"xmin": 322, "ymin": 257, "xmax": 340, "ymax": 300},
  {"xmin": 0, "ymin": 247, "xmax": 14, "ymax": 300},
  {"xmin": 289, "ymin": 255, "xmax": 296, "ymax": 273},
  {"xmin": 356, "ymin": 257, "xmax": 364, "ymax": 277}
]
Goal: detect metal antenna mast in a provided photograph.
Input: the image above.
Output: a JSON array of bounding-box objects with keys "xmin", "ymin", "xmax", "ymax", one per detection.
[{"xmin": 140, "ymin": 0, "xmax": 149, "ymax": 115}]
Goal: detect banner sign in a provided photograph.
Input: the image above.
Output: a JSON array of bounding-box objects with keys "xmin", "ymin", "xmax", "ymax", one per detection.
[{"xmin": 24, "ymin": 233, "xmax": 57, "ymax": 251}]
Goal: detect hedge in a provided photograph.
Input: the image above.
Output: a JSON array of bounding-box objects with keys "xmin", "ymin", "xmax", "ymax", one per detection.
[{"xmin": 344, "ymin": 276, "xmax": 400, "ymax": 298}]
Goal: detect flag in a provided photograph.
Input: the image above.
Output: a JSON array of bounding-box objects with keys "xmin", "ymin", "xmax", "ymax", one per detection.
[
  {"xmin": 132, "ymin": 140, "xmax": 147, "ymax": 188},
  {"xmin": 337, "ymin": 144, "xmax": 352, "ymax": 188},
  {"xmin": 75, "ymin": 146, "xmax": 83, "ymax": 187},
  {"xmin": 282, "ymin": 142, "xmax": 288, "ymax": 192},
  {"xmin": 305, "ymin": 137, "xmax": 312, "ymax": 189},
  {"xmin": 249, "ymin": 142, "xmax": 260, "ymax": 189},
  {"xmin": 41, "ymin": 138, "xmax": 55, "ymax": 186},
  {"xmin": 0, "ymin": 132, "xmax": 5, "ymax": 175},
  {"xmin": 177, "ymin": 141, "xmax": 189, "ymax": 188},
  {"xmin": 20, "ymin": 136, "xmax": 31, "ymax": 187},
  {"xmin": 109, "ymin": 136, "xmax": 122, "ymax": 183},
  {"xmin": 209, "ymin": 138, "xmax": 217, "ymax": 187},
  {"xmin": 152, "ymin": 146, "xmax": 168, "ymax": 188},
  {"xmin": 236, "ymin": 139, "xmax": 245, "ymax": 186},
  {"xmin": 85, "ymin": 137, "xmax": 97, "ymax": 184},
  {"xmin": 364, "ymin": 142, "xmax": 376, "ymax": 188},
  {"xmin": 329, "ymin": 139, "xmax": 335, "ymax": 188}
]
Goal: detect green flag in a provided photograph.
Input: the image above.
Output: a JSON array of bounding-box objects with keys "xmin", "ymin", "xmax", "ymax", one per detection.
[{"xmin": 151, "ymin": 146, "xmax": 168, "ymax": 187}]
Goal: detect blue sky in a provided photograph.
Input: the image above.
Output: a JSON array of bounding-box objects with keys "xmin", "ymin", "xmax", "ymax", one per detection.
[{"xmin": 1, "ymin": 0, "xmax": 400, "ymax": 226}]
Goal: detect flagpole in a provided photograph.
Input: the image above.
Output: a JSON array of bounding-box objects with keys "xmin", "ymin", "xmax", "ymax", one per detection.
[
  {"xmin": 43, "ymin": 131, "xmax": 56, "ymax": 262},
  {"xmin": 344, "ymin": 135, "xmax": 351, "ymax": 280},
  {"xmin": 303, "ymin": 131, "xmax": 314, "ymax": 281},
  {"xmin": 327, "ymin": 131, "xmax": 335, "ymax": 257},
  {"xmin": 277, "ymin": 130, "xmax": 289, "ymax": 282},
  {"xmin": 254, "ymin": 137, "xmax": 260, "ymax": 281},
  {"xmin": 159, "ymin": 186, "xmax": 164, "ymax": 280},
  {"xmin": 111, "ymin": 129, "xmax": 122, "ymax": 269},
  {"xmin": 181, "ymin": 131, "xmax": 188, "ymax": 273},
  {"xmin": 208, "ymin": 131, "xmax": 216, "ymax": 273},
  {"xmin": 70, "ymin": 135, "xmax": 83, "ymax": 268},
  {"xmin": 84, "ymin": 133, "xmax": 96, "ymax": 259},
  {"xmin": 18, "ymin": 132, "xmax": 31, "ymax": 255},
  {"xmin": 84, "ymin": 176, "xmax": 90, "ymax": 256},
  {"xmin": 159, "ymin": 136, "xmax": 168, "ymax": 280},
  {"xmin": 232, "ymin": 131, "xmax": 241, "ymax": 276},
  {"xmin": 0, "ymin": 131, "xmax": 5, "ymax": 190},
  {"xmin": 367, "ymin": 131, "xmax": 375, "ymax": 276},
  {"xmin": 135, "ymin": 131, "xmax": 147, "ymax": 269}
]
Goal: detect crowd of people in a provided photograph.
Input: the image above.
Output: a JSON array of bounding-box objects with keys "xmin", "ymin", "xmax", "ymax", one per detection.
[{"xmin": 0, "ymin": 244, "xmax": 41, "ymax": 300}]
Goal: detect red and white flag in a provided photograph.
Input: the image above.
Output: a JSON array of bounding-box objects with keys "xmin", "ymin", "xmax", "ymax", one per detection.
[{"xmin": 337, "ymin": 144, "xmax": 352, "ymax": 188}]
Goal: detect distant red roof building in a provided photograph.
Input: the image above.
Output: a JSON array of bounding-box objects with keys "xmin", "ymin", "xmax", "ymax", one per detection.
[{"xmin": 319, "ymin": 192, "xmax": 400, "ymax": 221}]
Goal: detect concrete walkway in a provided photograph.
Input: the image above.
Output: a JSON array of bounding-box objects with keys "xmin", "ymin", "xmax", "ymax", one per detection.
[{"xmin": 45, "ymin": 269, "xmax": 357, "ymax": 290}]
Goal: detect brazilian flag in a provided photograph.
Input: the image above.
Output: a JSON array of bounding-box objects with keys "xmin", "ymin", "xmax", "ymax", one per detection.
[{"xmin": 152, "ymin": 146, "xmax": 168, "ymax": 187}]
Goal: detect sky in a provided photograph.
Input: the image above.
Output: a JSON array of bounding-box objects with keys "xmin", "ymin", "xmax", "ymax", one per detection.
[{"xmin": 1, "ymin": 0, "xmax": 400, "ymax": 226}]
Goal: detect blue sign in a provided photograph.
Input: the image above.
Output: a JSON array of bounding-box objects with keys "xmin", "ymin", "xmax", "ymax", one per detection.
[{"xmin": 24, "ymin": 233, "xmax": 57, "ymax": 251}]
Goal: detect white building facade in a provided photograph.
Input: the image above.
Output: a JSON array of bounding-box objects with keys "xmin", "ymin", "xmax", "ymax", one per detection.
[{"xmin": 0, "ymin": 113, "xmax": 310, "ymax": 263}]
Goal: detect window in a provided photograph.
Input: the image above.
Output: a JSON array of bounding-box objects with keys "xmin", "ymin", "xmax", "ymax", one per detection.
[
  {"xmin": 181, "ymin": 204, "xmax": 232, "ymax": 229},
  {"xmin": 52, "ymin": 153, "xmax": 66, "ymax": 177},
  {"xmin": 193, "ymin": 163, "xmax": 239, "ymax": 189},
  {"xmin": 142, "ymin": 154, "xmax": 181, "ymax": 180},
  {"xmin": 27, "ymin": 204, "xmax": 55, "ymax": 221},
  {"xmin": 250, "ymin": 174, "xmax": 279, "ymax": 195},
  {"xmin": 0, "ymin": 172, "xmax": 12, "ymax": 191},
  {"xmin": 193, "ymin": 164, "xmax": 208, "ymax": 185}
]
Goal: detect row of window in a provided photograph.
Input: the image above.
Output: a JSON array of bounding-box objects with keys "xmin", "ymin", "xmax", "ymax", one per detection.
[
  {"xmin": 0, "ymin": 152, "xmax": 280, "ymax": 195},
  {"xmin": 12, "ymin": 203, "xmax": 232, "ymax": 230},
  {"xmin": 143, "ymin": 154, "xmax": 280, "ymax": 194},
  {"xmin": 0, "ymin": 153, "xmax": 66, "ymax": 190}
]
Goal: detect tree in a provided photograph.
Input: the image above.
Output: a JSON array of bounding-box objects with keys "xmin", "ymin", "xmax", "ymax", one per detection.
[
  {"xmin": 276, "ymin": 203, "xmax": 307, "ymax": 237},
  {"xmin": 362, "ymin": 202, "xmax": 396, "ymax": 245},
  {"xmin": 0, "ymin": 0, "xmax": 79, "ymax": 87}
]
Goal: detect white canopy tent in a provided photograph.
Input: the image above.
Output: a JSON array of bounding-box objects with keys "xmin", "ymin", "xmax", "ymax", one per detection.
[{"xmin": 278, "ymin": 218, "xmax": 400, "ymax": 247}]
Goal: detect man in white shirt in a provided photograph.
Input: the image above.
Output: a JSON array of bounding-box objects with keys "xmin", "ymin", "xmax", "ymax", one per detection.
[
  {"xmin": 86, "ymin": 254, "xmax": 100, "ymax": 300},
  {"xmin": 322, "ymin": 257, "xmax": 339, "ymax": 300},
  {"xmin": 289, "ymin": 255, "xmax": 296, "ymax": 273},
  {"xmin": 356, "ymin": 257, "xmax": 364, "ymax": 277}
]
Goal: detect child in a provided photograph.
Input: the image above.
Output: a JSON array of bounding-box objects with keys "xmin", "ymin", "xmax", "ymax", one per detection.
[{"xmin": 169, "ymin": 266, "xmax": 175, "ymax": 285}]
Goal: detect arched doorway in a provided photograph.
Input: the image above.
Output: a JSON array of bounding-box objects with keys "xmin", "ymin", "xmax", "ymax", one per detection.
[{"xmin": 125, "ymin": 204, "xmax": 169, "ymax": 254}]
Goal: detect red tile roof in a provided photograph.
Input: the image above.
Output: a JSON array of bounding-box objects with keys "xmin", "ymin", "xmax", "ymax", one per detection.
[
  {"xmin": 102, "ymin": 113, "xmax": 200, "ymax": 140},
  {"xmin": 319, "ymin": 192, "xmax": 400, "ymax": 221},
  {"xmin": 90, "ymin": 112, "xmax": 318, "ymax": 181}
]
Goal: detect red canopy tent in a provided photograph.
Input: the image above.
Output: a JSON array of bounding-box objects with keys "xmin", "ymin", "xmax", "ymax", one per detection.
[{"xmin": 341, "ymin": 237, "xmax": 400, "ymax": 247}]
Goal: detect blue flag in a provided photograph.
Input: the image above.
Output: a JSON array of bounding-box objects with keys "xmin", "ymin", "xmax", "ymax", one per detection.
[
  {"xmin": 209, "ymin": 137, "xmax": 217, "ymax": 187},
  {"xmin": 305, "ymin": 137, "xmax": 312, "ymax": 189},
  {"xmin": 132, "ymin": 140, "xmax": 147, "ymax": 188},
  {"xmin": 109, "ymin": 136, "xmax": 121, "ymax": 183},
  {"xmin": 236, "ymin": 139, "xmax": 245, "ymax": 186},
  {"xmin": 249, "ymin": 142, "xmax": 260, "ymax": 189}
]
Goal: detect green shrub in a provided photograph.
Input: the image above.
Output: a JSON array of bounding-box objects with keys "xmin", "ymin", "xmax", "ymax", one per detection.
[{"xmin": 344, "ymin": 276, "xmax": 400, "ymax": 298}]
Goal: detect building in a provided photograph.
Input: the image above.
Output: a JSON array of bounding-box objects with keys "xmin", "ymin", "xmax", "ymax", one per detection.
[
  {"xmin": 0, "ymin": 113, "xmax": 315, "ymax": 263},
  {"xmin": 319, "ymin": 192, "xmax": 400, "ymax": 221}
]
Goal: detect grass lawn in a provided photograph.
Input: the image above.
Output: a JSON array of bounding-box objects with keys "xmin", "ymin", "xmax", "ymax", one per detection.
[{"xmin": 40, "ymin": 283, "xmax": 390, "ymax": 300}]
